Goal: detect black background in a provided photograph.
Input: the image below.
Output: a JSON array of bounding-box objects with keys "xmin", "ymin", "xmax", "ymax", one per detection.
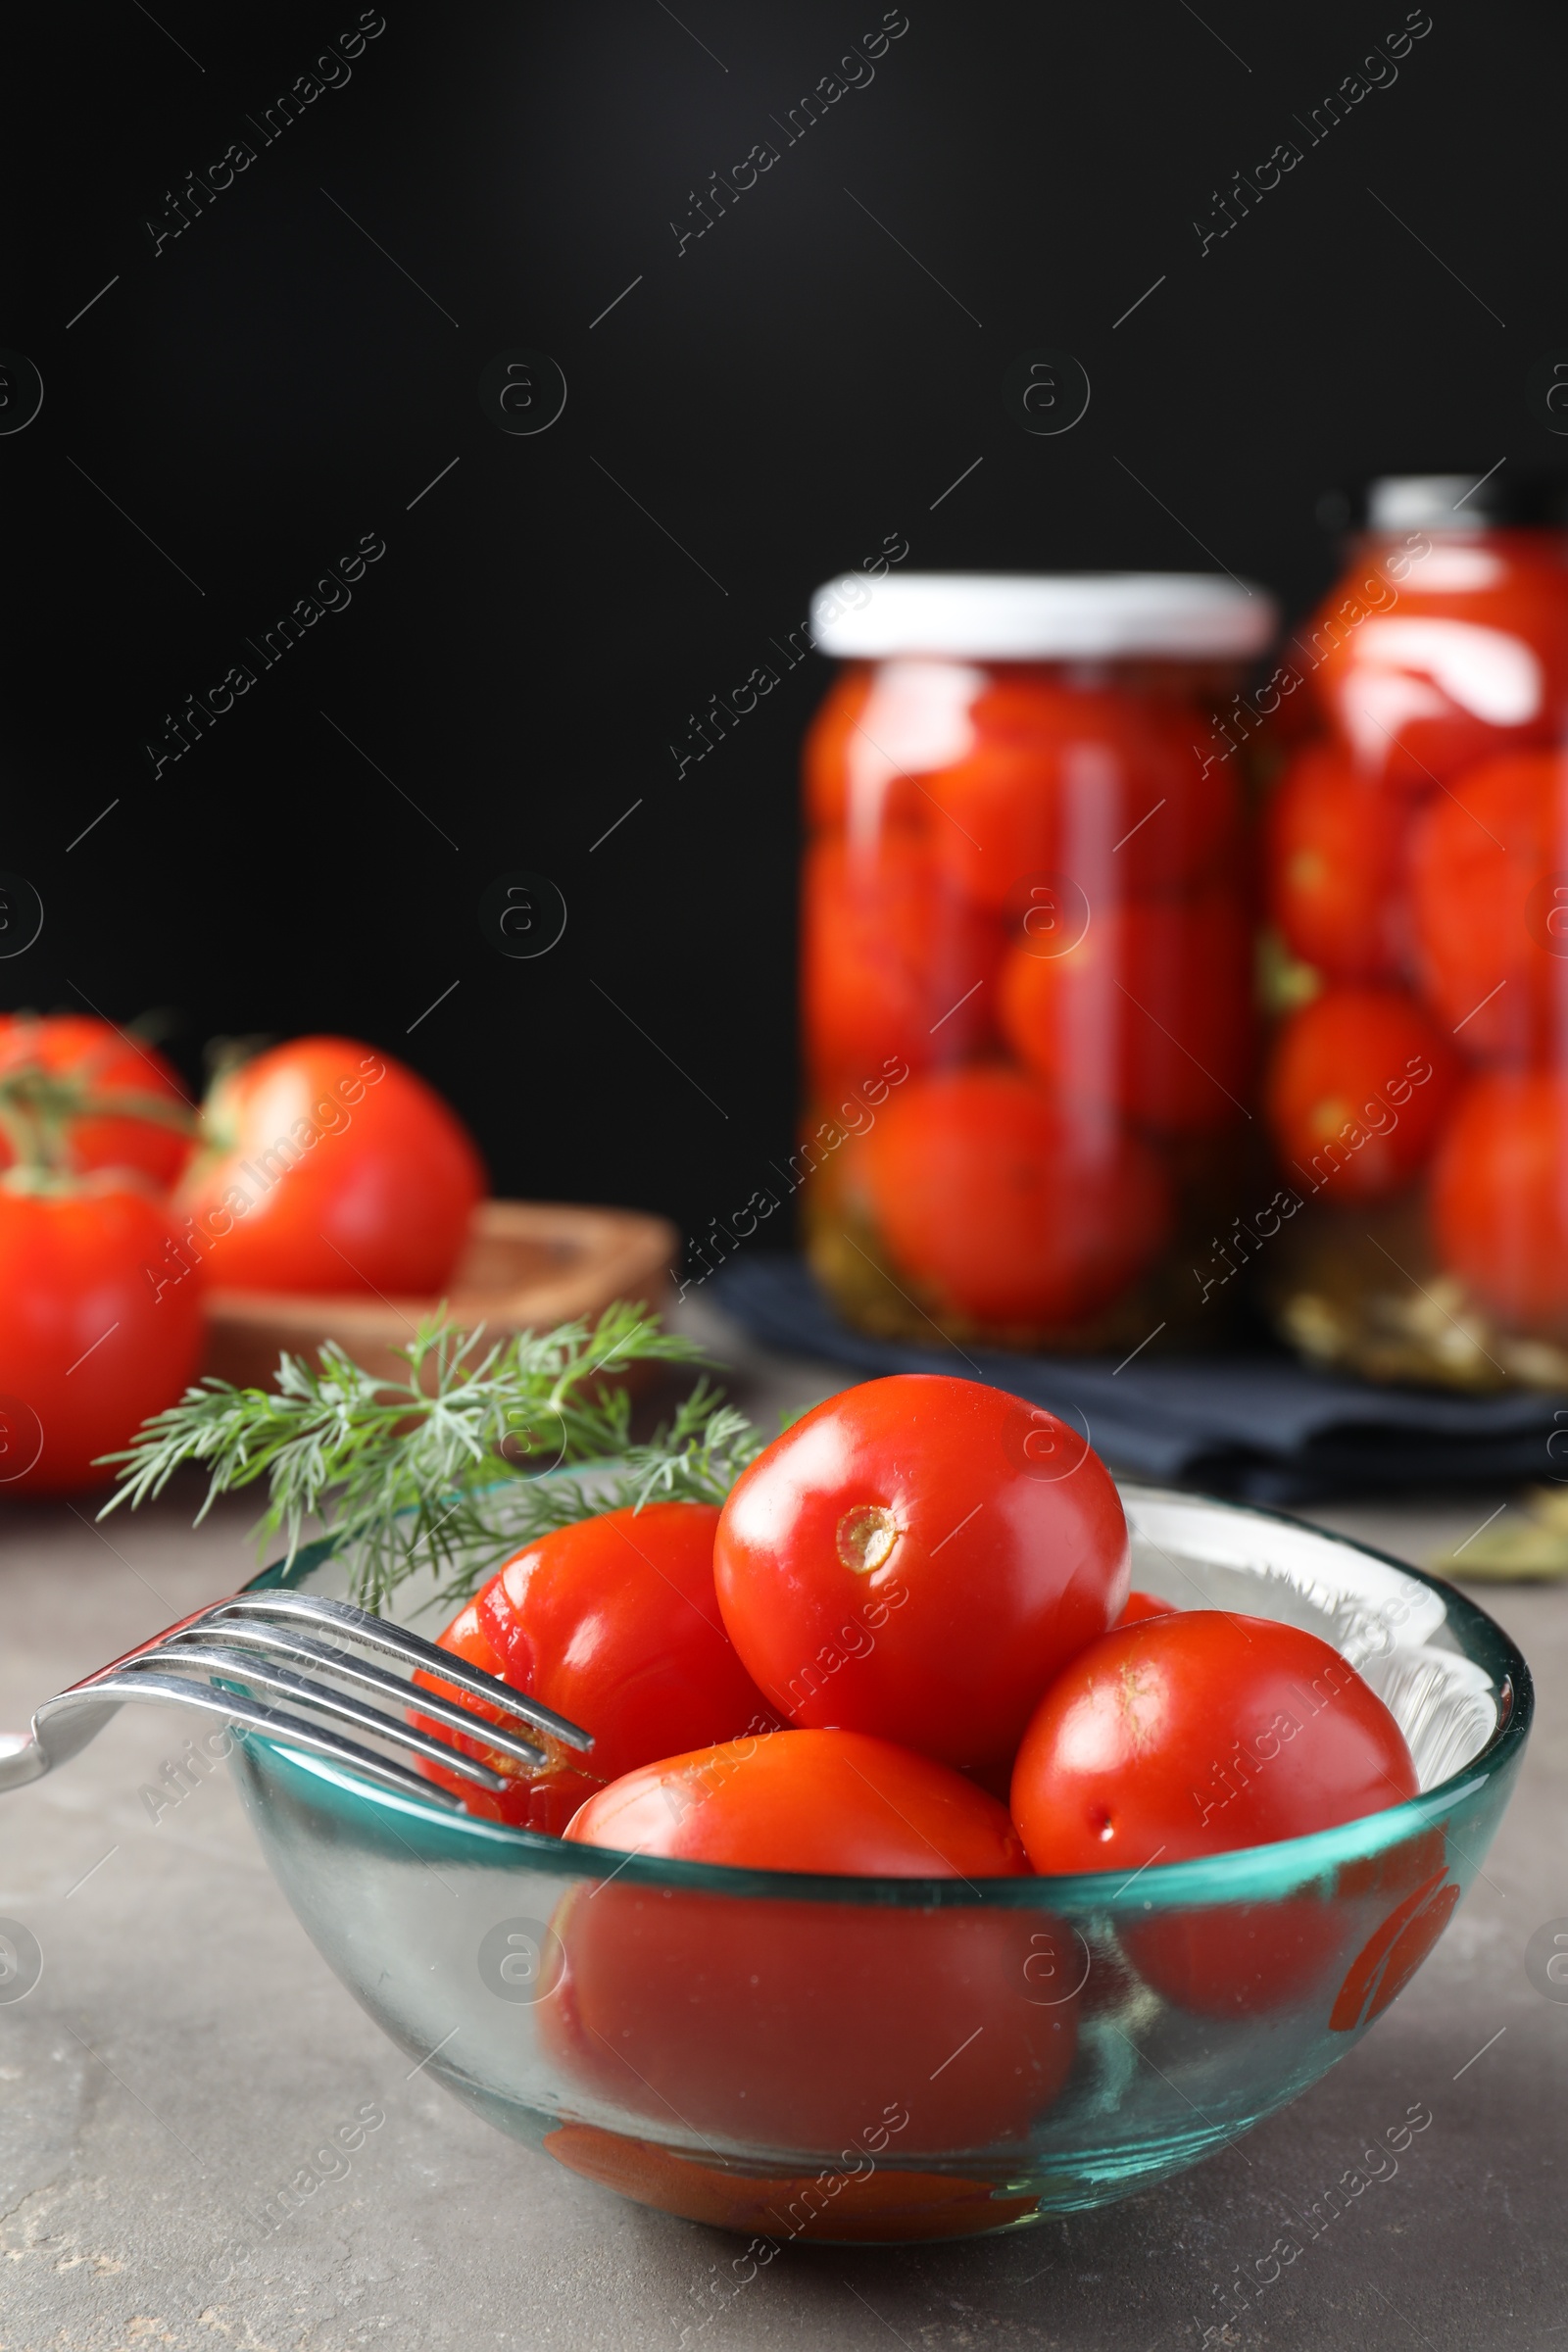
[{"xmin": 3, "ymin": 0, "xmax": 1561, "ymax": 1263}]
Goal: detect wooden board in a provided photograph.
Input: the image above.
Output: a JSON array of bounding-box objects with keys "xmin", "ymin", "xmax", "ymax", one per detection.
[{"xmin": 201, "ymin": 1200, "xmax": 678, "ymax": 1390}]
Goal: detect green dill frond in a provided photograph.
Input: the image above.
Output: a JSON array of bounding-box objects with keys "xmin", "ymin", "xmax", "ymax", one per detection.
[{"xmin": 99, "ymin": 1302, "xmax": 762, "ymax": 1616}]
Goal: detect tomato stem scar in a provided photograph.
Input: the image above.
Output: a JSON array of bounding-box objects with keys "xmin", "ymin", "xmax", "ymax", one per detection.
[{"xmin": 837, "ymin": 1504, "xmax": 898, "ymax": 1574}]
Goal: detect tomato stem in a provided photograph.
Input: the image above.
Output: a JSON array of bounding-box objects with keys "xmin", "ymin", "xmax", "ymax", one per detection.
[{"xmin": 0, "ymin": 1064, "xmax": 198, "ymax": 1172}]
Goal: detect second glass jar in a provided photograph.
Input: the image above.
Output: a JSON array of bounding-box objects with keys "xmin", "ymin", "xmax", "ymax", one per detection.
[{"xmin": 1256, "ymin": 472, "xmax": 1568, "ymax": 1387}]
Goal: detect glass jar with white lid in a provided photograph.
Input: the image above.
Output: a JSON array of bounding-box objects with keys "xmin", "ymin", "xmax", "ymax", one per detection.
[{"xmin": 801, "ymin": 569, "xmax": 1278, "ymax": 1353}]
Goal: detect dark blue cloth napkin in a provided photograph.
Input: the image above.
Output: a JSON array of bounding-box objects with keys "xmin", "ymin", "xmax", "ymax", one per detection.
[{"xmin": 710, "ymin": 1255, "xmax": 1567, "ymax": 1501}]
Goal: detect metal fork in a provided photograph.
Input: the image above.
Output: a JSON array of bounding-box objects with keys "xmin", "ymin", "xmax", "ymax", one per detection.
[{"xmin": 0, "ymin": 1589, "xmax": 594, "ymax": 1807}]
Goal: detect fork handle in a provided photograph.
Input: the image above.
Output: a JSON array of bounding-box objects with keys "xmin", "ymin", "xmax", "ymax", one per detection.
[
  {"xmin": 27, "ymin": 1675, "xmax": 464, "ymax": 1806},
  {"xmin": 0, "ymin": 1733, "xmax": 48, "ymax": 1794}
]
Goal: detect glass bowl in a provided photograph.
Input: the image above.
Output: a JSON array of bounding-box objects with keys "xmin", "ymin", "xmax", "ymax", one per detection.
[{"xmin": 228, "ymin": 1485, "xmax": 1530, "ymax": 2244}]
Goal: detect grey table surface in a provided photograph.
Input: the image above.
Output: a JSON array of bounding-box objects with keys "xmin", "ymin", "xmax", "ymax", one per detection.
[{"xmin": 0, "ymin": 1298, "xmax": 1563, "ymax": 2352}]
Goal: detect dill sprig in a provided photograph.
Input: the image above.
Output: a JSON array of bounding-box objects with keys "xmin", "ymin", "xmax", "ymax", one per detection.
[{"xmin": 98, "ymin": 1302, "xmax": 764, "ymax": 1616}]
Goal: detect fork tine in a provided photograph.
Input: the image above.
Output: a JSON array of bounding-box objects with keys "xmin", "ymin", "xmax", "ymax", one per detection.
[
  {"xmin": 116, "ymin": 1645, "xmax": 511, "ymax": 1792},
  {"xmin": 37, "ymin": 1673, "xmax": 465, "ymax": 1806},
  {"xmin": 165, "ymin": 1620, "xmax": 548, "ymax": 1772},
  {"xmin": 212, "ymin": 1592, "xmax": 595, "ymax": 1753}
]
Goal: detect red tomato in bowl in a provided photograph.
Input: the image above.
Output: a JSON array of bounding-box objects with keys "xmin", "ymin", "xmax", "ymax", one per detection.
[
  {"xmin": 545, "ymin": 1881, "xmax": 1079, "ymax": 2158},
  {"xmin": 1011, "ymin": 1611, "xmax": 1419, "ymax": 2022},
  {"xmin": 0, "ymin": 1014, "xmax": 192, "ymax": 1187},
  {"xmin": 1121, "ymin": 1897, "xmax": 1360, "ymax": 2021},
  {"xmin": 176, "ymin": 1036, "xmax": 484, "ymax": 1295},
  {"xmin": 540, "ymin": 2123, "xmax": 1042, "ymax": 2240},
  {"xmin": 0, "ymin": 1176, "xmax": 205, "ymax": 1494},
  {"xmin": 564, "ymin": 1728, "xmax": 1029, "ymax": 1877},
  {"xmin": 1430, "ymin": 1071, "xmax": 1568, "ymax": 1328},
  {"xmin": 547, "ymin": 1731, "xmax": 1077, "ymax": 2157},
  {"xmin": 858, "ymin": 1068, "xmax": 1172, "ymax": 1329},
  {"xmin": 713, "ymin": 1374, "xmax": 1130, "ymax": 1773},
  {"xmin": 415, "ymin": 1503, "xmax": 776, "ymax": 1831},
  {"xmin": 413, "ymin": 1601, "xmax": 602, "ymax": 1835},
  {"xmin": 1263, "ymin": 987, "xmax": 1459, "ymax": 1201},
  {"xmin": 1010, "ymin": 1611, "xmax": 1417, "ymax": 1873},
  {"xmin": 1116, "ymin": 1590, "xmax": 1175, "ymax": 1627}
]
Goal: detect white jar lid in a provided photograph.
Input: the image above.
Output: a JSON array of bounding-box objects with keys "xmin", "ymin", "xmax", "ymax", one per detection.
[
  {"xmin": 810, "ymin": 570, "xmax": 1277, "ymax": 660},
  {"xmin": 1366, "ymin": 475, "xmax": 1494, "ymax": 532}
]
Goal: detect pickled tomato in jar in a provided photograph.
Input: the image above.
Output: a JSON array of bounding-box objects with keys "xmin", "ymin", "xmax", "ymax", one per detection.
[{"xmin": 1303, "ymin": 474, "xmax": 1568, "ymax": 793}]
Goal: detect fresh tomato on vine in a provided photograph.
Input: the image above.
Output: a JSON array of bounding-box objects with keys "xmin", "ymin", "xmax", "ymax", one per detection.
[
  {"xmin": 176, "ymin": 1035, "xmax": 485, "ymax": 1296},
  {"xmin": 0, "ymin": 1013, "xmax": 194, "ymax": 1186},
  {"xmin": 0, "ymin": 1172, "xmax": 204, "ymax": 1494}
]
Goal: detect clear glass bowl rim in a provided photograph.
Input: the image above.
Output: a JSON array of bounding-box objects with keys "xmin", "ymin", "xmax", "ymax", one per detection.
[{"xmin": 242, "ymin": 1492, "xmax": 1533, "ymax": 1914}]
